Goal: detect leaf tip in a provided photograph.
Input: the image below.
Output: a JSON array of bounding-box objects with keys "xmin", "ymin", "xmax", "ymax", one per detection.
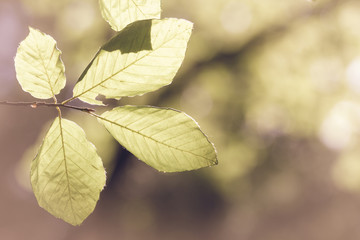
[{"xmin": 27, "ymin": 26, "xmax": 41, "ymax": 36}]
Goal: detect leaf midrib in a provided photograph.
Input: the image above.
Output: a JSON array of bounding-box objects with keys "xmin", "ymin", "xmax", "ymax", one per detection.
[
  {"xmin": 130, "ymin": 0, "xmax": 146, "ymax": 17},
  {"xmin": 34, "ymin": 35, "xmax": 57, "ymax": 100},
  {"xmin": 96, "ymin": 113, "xmax": 214, "ymax": 162},
  {"xmin": 58, "ymin": 117, "xmax": 77, "ymax": 223}
]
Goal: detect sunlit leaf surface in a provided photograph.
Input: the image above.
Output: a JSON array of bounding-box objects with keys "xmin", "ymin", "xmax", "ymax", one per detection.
[
  {"xmin": 14, "ymin": 27, "xmax": 66, "ymax": 99},
  {"xmin": 98, "ymin": 106, "xmax": 217, "ymax": 172},
  {"xmin": 72, "ymin": 18, "xmax": 193, "ymax": 105},
  {"xmin": 31, "ymin": 117, "xmax": 106, "ymax": 226},
  {"xmin": 99, "ymin": 0, "xmax": 161, "ymax": 31}
]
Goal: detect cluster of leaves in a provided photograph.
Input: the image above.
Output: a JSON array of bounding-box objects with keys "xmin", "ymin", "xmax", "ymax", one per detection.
[{"xmin": 13, "ymin": 0, "xmax": 217, "ymax": 226}]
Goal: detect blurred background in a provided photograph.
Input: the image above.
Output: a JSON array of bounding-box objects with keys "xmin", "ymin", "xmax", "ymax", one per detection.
[{"xmin": 1, "ymin": 0, "xmax": 360, "ymax": 239}]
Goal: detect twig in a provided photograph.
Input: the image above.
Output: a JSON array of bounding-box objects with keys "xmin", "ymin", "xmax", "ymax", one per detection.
[{"xmin": 0, "ymin": 100, "xmax": 95, "ymax": 113}]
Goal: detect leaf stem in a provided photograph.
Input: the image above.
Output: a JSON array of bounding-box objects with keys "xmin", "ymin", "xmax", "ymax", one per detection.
[{"xmin": 0, "ymin": 100, "xmax": 95, "ymax": 113}]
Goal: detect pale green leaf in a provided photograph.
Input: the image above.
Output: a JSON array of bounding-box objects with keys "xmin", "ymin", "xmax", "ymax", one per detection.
[
  {"xmin": 73, "ymin": 18, "xmax": 193, "ymax": 105},
  {"xmin": 15, "ymin": 27, "xmax": 66, "ymax": 99},
  {"xmin": 99, "ymin": 0, "xmax": 161, "ymax": 31},
  {"xmin": 31, "ymin": 117, "xmax": 106, "ymax": 226},
  {"xmin": 98, "ymin": 106, "xmax": 217, "ymax": 172}
]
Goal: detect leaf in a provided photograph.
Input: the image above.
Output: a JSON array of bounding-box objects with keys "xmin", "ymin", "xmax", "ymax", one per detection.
[
  {"xmin": 98, "ymin": 106, "xmax": 217, "ymax": 172},
  {"xmin": 14, "ymin": 27, "xmax": 66, "ymax": 99},
  {"xmin": 72, "ymin": 18, "xmax": 193, "ymax": 105},
  {"xmin": 99, "ymin": 0, "xmax": 161, "ymax": 31},
  {"xmin": 31, "ymin": 117, "xmax": 106, "ymax": 226}
]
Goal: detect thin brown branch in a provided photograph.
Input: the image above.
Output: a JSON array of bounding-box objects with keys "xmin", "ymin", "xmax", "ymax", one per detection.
[{"xmin": 0, "ymin": 100, "xmax": 95, "ymax": 113}]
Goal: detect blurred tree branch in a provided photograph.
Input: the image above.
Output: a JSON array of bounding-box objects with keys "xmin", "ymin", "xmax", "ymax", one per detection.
[{"xmin": 153, "ymin": 0, "xmax": 351, "ymax": 105}]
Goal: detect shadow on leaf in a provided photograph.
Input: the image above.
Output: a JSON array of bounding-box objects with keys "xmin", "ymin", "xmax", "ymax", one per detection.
[{"xmin": 77, "ymin": 20, "xmax": 153, "ymax": 84}]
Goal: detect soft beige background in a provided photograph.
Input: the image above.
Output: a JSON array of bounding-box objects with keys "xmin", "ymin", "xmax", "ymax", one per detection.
[{"xmin": 1, "ymin": 0, "xmax": 360, "ymax": 239}]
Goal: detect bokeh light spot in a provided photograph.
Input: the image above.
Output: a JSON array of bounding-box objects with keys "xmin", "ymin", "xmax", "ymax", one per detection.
[
  {"xmin": 319, "ymin": 101, "xmax": 360, "ymax": 150},
  {"xmin": 346, "ymin": 57, "xmax": 360, "ymax": 94}
]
